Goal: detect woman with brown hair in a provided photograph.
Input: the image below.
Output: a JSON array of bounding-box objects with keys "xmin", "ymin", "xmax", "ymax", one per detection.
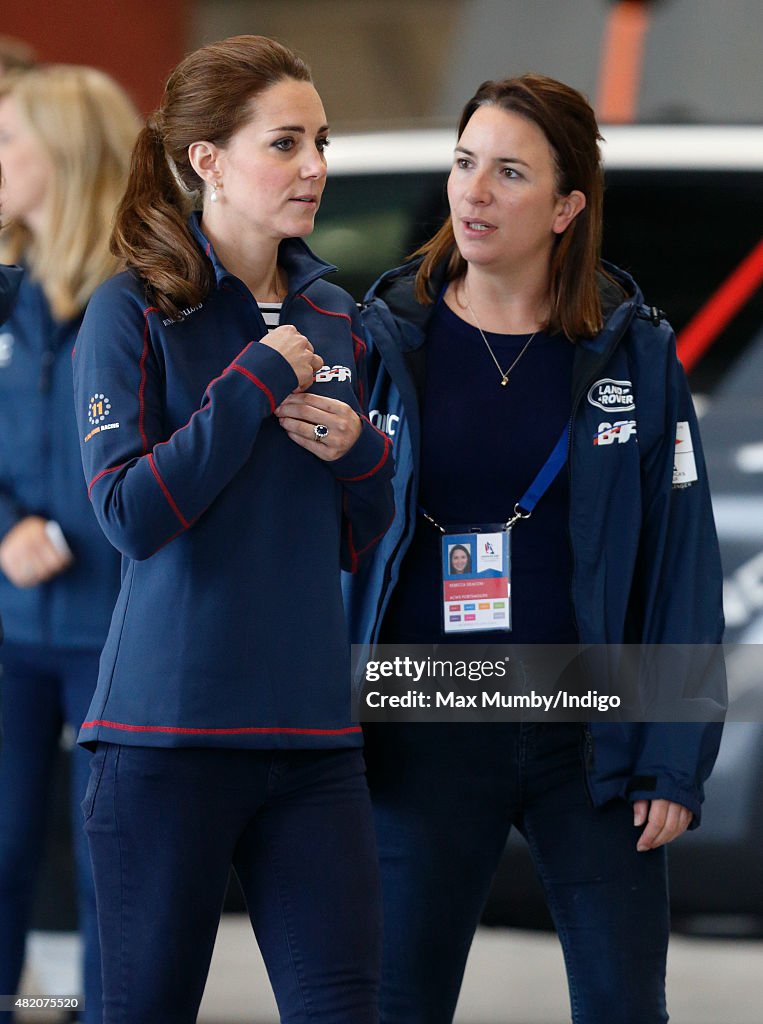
[
  {"xmin": 349, "ymin": 74, "xmax": 724, "ymax": 1023},
  {"xmin": 0, "ymin": 64, "xmax": 139, "ymax": 1024},
  {"xmin": 73, "ymin": 35, "xmax": 393, "ymax": 1024}
]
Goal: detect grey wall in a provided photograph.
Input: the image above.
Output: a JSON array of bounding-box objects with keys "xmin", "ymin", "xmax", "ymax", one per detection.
[{"xmin": 193, "ymin": 0, "xmax": 763, "ymax": 126}]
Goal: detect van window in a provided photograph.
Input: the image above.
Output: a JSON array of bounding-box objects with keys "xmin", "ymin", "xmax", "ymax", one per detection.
[{"xmin": 313, "ymin": 167, "xmax": 763, "ymax": 391}]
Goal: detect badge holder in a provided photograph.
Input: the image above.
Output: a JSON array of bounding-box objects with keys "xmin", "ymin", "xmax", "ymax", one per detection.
[
  {"xmin": 441, "ymin": 524, "xmax": 512, "ymax": 634},
  {"xmin": 424, "ymin": 422, "xmax": 571, "ymax": 637}
]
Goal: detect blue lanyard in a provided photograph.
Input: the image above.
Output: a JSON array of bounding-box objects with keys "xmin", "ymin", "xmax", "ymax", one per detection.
[
  {"xmin": 505, "ymin": 422, "xmax": 570, "ymax": 528},
  {"xmin": 419, "ymin": 420, "xmax": 571, "ymax": 533}
]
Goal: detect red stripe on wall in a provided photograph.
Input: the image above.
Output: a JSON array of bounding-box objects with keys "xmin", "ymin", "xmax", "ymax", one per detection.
[
  {"xmin": 677, "ymin": 238, "xmax": 763, "ymax": 371},
  {"xmin": 2, "ymin": 1, "xmax": 185, "ymax": 115}
]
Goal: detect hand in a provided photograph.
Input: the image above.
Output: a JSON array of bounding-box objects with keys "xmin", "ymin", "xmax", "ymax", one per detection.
[
  {"xmin": 259, "ymin": 325, "xmax": 324, "ymax": 391},
  {"xmin": 633, "ymin": 798, "xmax": 693, "ymax": 852},
  {"xmin": 0, "ymin": 515, "xmax": 73, "ymax": 588},
  {"xmin": 275, "ymin": 393, "xmax": 362, "ymax": 462}
]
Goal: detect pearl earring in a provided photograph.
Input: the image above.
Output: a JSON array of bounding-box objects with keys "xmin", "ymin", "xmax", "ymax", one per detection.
[{"xmin": 210, "ymin": 181, "xmax": 220, "ymax": 203}]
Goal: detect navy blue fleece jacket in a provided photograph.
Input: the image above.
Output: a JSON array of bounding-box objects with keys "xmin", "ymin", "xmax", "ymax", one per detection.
[{"xmin": 73, "ymin": 220, "xmax": 394, "ymax": 748}]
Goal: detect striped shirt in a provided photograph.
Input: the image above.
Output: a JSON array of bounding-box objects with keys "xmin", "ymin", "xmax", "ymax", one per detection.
[{"xmin": 260, "ymin": 303, "xmax": 282, "ymax": 331}]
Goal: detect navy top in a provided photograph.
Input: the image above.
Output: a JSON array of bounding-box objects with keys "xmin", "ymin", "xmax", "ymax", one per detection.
[
  {"xmin": 73, "ymin": 217, "xmax": 394, "ymax": 749},
  {"xmin": 0, "ymin": 271, "xmax": 121, "ymax": 649},
  {"xmin": 381, "ymin": 299, "xmax": 578, "ymax": 644}
]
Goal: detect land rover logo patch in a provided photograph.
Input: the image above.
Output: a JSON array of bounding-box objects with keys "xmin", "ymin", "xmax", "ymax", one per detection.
[{"xmin": 587, "ymin": 379, "xmax": 635, "ymax": 413}]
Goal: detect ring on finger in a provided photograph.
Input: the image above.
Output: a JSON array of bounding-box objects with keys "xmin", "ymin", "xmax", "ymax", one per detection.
[{"xmin": 313, "ymin": 423, "xmax": 330, "ymax": 442}]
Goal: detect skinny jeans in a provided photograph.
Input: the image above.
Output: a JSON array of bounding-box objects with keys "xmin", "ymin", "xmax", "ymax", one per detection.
[
  {"xmin": 363, "ymin": 721, "xmax": 669, "ymax": 1024},
  {"xmin": 0, "ymin": 643, "xmax": 102, "ymax": 1024},
  {"xmin": 84, "ymin": 743, "xmax": 381, "ymax": 1024}
]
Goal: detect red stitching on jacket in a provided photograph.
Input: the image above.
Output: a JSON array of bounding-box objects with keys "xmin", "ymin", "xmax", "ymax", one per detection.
[
  {"xmin": 344, "ymin": 496, "xmax": 359, "ymax": 574},
  {"xmin": 87, "ymin": 463, "xmax": 125, "ymax": 499},
  {"xmin": 299, "ymin": 294, "xmax": 352, "ymax": 324},
  {"xmin": 230, "ymin": 363, "xmax": 276, "ymax": 412},
  {"xmin": 148, "ymin": 453, "xmax": 190, "ymax": 528},
  {"xmin": 298, "ymin": 295, "xmax": 368, "ymax": 403},
  {"xmin": 355, "ymin": 505, "xmax": 396, "ymax": 559},
  {"xmin": 352, "ymin": 332, "xmax": 366, "ymax": 405},
  {"xmin": 352, "ymin": 332, "xmax": 367, "ymax": 358},
  {"xmin": 342, "ymin": 496, "xmax": 395, "ymax": 574},
  {"xmin": 336, "ymin": 420, "xmax": 392, "ymax": 482},
  {"xmin": 361, "ymin": 412, "xmax": 387, "ymax": 439},
  {"xmin": 81, "ymin": 719, "xmax": 362, "ymax": 736}
]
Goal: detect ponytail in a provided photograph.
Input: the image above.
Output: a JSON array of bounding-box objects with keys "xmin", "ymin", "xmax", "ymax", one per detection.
[
  {"xmin": 109, "ymin": 36, "xmax": 313, "ymax": 320},
  {"xmin": 110, "ymin": 117, "xmax": 213, "ymax": 319}
]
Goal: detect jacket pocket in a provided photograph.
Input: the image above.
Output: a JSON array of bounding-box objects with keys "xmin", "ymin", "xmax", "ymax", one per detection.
[{"xmin": 80, "ymin": 743, "xmax": 108, "ymax": 822}]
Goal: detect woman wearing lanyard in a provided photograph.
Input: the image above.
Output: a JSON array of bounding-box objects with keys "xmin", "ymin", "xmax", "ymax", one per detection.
[
  {"xmin": 347, "ymin": 74, "xmax": 724, "ymax": 1023},
  {"xmin": 73, "ymin": 35, "xmax": 393, "ymax": 1024}
]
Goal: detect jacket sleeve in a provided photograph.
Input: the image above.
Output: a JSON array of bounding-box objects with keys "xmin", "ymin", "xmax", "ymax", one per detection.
[
  {"xmin": 626, "ymin": 322, "xmax": 726, "ymax": 825},
  {"xmin": 74, "ymin": 282, "xmax": 298, "ymax": 560},
  {"xmin": 325, "ymin": 305, "xmax": 395, "ymax": 573}
]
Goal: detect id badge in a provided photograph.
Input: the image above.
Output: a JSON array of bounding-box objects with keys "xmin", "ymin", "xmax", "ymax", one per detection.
[{"xmin": 441, "ymin": 525, "xmax": 511, "ymax": 633}]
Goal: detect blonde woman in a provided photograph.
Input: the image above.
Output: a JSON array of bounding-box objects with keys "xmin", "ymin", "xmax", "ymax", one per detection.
[{"xmin": 0, "ymin": 65, "xmax": 140, "ymax": 1024}]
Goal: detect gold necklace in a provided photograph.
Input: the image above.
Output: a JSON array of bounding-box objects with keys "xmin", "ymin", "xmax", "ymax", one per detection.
[{"xmin": 464, "ymin": 295, "xmax": 538, "ymax": 387}]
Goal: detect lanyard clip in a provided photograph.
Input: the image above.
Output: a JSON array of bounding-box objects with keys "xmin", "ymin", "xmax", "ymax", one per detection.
[
  {"xmin": 420, "ymin": 508, "xmax": 445, "ymax": 534},
  {"xmin": 505, "ymin": 503, "xmax": 532, "ymax": 530}
]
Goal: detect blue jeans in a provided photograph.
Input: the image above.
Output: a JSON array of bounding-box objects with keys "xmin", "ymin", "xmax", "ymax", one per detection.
[
  {"xmin": 83, "ymin": 743, "xmax": 381, "ymax": 1024},
  {"xmin": 0, "ymin": 643, "xmax": 102, "ymax": 1024},
  {"xmin": 364, "ymin": 722, "xmax": 669, "ymax": 1024}
]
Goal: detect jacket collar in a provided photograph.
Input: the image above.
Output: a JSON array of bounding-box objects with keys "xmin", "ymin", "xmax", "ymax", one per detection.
[
  {"xmin": 363, "ymin": 257, "xmax": 441, "ymax": 352},
  {"xmin": 569, "ymin": 261, "xmax": 641, "ymax": 401},
  {"xmin": 366, "ymin": 254, "xmax": 640, "ymax": 359},
  {"xmin": 187, "ymin": 212, "xmax": 337, "ymax": 299}
]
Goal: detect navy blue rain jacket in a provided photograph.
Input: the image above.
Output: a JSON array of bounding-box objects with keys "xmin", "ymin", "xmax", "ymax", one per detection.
[
  {"xmin": 0, "ymin": 269, "xmax": 120, "ymax": 649},
  {"xmin": 73, "ymin": 218, "xmax": 395, "ymax": 750},
  {"xmin": 344, "ymin": 258, "xmax": 725, "ymax": 824}
]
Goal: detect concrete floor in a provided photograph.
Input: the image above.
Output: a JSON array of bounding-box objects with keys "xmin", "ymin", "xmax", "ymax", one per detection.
[
  {"xmin": 19, "ymin": 917, "xmax": 763, "ymax": 1023},
  {"xmin": 198, "ymin": 918, "xmax": 763, "ymax": 1024}
]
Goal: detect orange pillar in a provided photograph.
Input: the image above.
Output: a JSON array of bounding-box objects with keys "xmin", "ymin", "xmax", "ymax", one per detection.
[
  {"xmin": 1, "ymin": 0, "xmax": 187, "ymax": 114},
  {"xmin": 596, "ymin": 0, "xmax": 653, "ymax": 123}
]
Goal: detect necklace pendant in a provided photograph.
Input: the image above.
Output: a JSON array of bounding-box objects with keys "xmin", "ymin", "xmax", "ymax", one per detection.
[{"xmin": 500, "ymin": 376, "xmax": 509, "ymax": 387}]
